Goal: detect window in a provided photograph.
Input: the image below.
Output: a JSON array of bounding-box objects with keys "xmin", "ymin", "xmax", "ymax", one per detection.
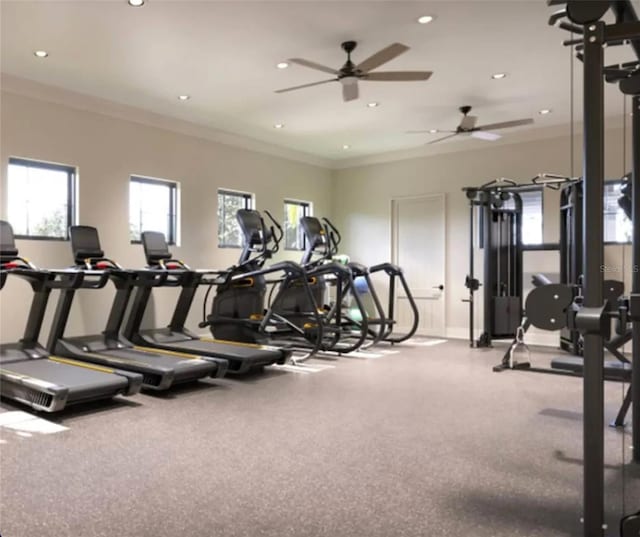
[
  {"xmin": 604, "ymin": 181, "xmax": 632, "ymax": 243},
  {"xmin": 7, "ymin": 157, "xmax": 76, "ymax": 240},
  {"xmin": 218, "ymin": 189, "xmax": 253, "ymax": 248},
  {"xmin": 283, "ymin": 200, "xmax": 312, "ymax": 250},
  {"xmin": 129, "ymin": 176, "xmax": 178, "ymax": 244},
  {"xmin": 503, "ymin": 189, "xmax": 544, "ymax": 246}
]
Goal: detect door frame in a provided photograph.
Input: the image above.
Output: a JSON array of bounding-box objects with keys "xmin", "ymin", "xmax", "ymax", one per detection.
[{"xmin": 390, "ymin": 193, "xmax": 447, "ymax": 336}]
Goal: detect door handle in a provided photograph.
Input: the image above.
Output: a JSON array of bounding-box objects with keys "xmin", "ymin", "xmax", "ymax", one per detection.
[{"xmin": 433, "ymin": 285, "xmax": 444, "ymax": 291}]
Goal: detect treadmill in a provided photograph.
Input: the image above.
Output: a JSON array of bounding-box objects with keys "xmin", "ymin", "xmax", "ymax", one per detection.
[
  {"xmin": 0, "ymin": 220, "xmax": 142, "ymax": 412},
  {"xmin": 47, "ymin": 226, "xmax": 227, "ymax": 390},
  {"xmin": 123, "ymin": 231, "xmax": 290, "ymax": 374}
]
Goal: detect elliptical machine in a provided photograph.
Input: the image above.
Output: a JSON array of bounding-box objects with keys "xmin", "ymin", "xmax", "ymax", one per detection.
[
  {"xmin": 308, "ymin": 216, "xmax": 419, "ymax": 344},
  {"xmin": 206, "ymin": 209, "xmax": 370, "ymax": 358}
]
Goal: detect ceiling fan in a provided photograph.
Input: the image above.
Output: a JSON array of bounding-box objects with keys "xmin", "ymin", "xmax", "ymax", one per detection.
[
  {"xmin": 275, "ymin": 41, "xmax": 432, "ymax": 102},
  {"xmin": 408, "ymin": 106, "xmax": 534, "ymax": 144}
]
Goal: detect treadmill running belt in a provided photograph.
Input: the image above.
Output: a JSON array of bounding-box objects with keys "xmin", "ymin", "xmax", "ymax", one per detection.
[
  {"xmin": 4, "ymin": 359, "xmax": 127, "ymax": 398},
  {"xmin": 171, "ymin": 339, "xmax": 282, "ymax": 361}
]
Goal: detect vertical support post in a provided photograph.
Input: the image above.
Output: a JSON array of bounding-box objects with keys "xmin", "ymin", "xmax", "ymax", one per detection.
[
  {"xmin": 581, "ymin": 22, "xmax": 606, "ymax": 537},
  {"xmin": 482, "ymin": 193, "xmax": 493, "ymax": 346},
  {"xmin": 46, "ymin": 289, "xmax": 76, "ymax": 353},
  {"xmin": 169, "ymin": 273, "xmax": 199, "ymax": 332},
  {"xmin": 103, "ymin": 276, "xmax": 133, "ymax": 341},
  {"xmin": 21, "ymin": 284, "xmax": 51, "ymax": 346},
  {"xmin": 513, "ymin": 194, "xmax": 524, "ymax": 329},
  {"xmin": 468, "ymin": 200, "xmax": 475, "ymax": 346},
  {"xmin": 632, "ymin": 94, "xmax": 640, "ymax": 463},
  {"xmin": 122, "ymin": 285, "xmax": 152, "ymax": 340},
  {"xmin": 387, "ymin": 274, "xmax": 396, "ymax": 336}
]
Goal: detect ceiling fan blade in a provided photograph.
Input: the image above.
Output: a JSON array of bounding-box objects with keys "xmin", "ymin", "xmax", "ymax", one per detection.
[
  {"xmin": 342, "ymin": 81, "xmax": 359, "ymax": 102},
  {"xmin": 356, "ymin": 43, "xmax": 409, "ymax": 73},
  {"xmin": 275, "ymin": 79, "xmax": 337, "ymax": 93},
  {"xmin": 364, "ymin": 71, "xmax": 432, "ymax": 81},
  {"xmin": 428, "ymin": 133, "xmax": 459, "ymax": 145},
  {"xmin": 471, "ymin": 131, "xmax": 502, "ymax": 142},
  {"xmin": 459, "ymin": 115, "xmax": 478, "ymax": 130},
  {"xmin": 475, "ymin": 118, "xmax": 534, "ymax": 131},
  {"xmin": 289, "ymin": 58, "xmax": 339, "ymax": 75},
  {"xmin": 406, "ymin": 129, "xmax": 456, "ymax": 134}
]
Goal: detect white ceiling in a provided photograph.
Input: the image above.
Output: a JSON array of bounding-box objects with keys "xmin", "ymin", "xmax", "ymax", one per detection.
[{"xmin": 1, "ymin": 0, "xmax": 638, "ymax": 163}]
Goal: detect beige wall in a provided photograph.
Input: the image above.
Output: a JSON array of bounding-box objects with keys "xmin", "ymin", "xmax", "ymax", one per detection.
[
  {"xmin": 0, "ymin": 91, "xmax": 332, "ymax": 343},
  {"xmin": 0, "ymin": 89, "xmax": 633, "ymax": 349},
  {"xmin": 331, "ymin": 127, "xmax": 633, "ymax": 344}
]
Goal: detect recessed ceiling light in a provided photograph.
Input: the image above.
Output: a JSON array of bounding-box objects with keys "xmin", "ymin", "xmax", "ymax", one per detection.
[
  {"xmin": 274, "ymin": 123, "xmax": 285, "ymax": 129},
  {"xmin": 342, "ymin": 144, "xmax": 350, "ymax": 150},
  {"xmin": 429, "ymin": 129, "xmax": 438, "ymax": 134},
  {"xmin": 128, "ymin": 0, "xmax": 145, "ymax": 6},
  {"xmin": 367, "ymin": 102, "xmax": 379, "ymax": 108},
  {"xmin": 276, "ymin": 62, "xmax": 289, "ymax": 69},
  {"xmin": 491, "ymin": 73, "xmax": 507, "ymax": 80},
  {"xmin": 538, "ymin": 108, "xmax": 552, "ymax": 115},
  {"xmin": 178, "ymin": 95, "xmax": 190, "ymax": 101},
  {"xmin": 417, "ymin": 15, "xmax": 434, "ymax": 24},
  {"xmin": 34, "ymin": 50, "xmax": 48, "ymax": 58}
]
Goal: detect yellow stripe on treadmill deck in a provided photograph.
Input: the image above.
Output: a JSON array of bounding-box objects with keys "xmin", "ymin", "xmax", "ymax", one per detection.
[
  {"xmin": 133, "ymin": 346, "xmax": 203, "ymax": 360},
  {"xmin": 197, "ymin": 337, "xmax": 263, "ymax": 349},
  {"xmin": 73, "ymin": 351, "xmax": 150, "ymax": 368},
  {"xmin": 49, "ymin": 356, "xmax": 115, "ymax": 373}
]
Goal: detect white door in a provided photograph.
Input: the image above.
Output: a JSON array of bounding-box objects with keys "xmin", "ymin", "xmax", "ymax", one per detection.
[{"xmin": 391, "ymin": 194, "xmax": 446, "ymax": 337}]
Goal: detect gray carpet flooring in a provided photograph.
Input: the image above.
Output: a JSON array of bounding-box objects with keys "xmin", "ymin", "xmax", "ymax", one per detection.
[{"xmin": 0, "ymin": 339, "xmax": 637, "ymax": 537}]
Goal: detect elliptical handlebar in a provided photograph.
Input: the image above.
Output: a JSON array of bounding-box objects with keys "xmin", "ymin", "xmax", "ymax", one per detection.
[
  {"xmin": 263, "ymin": 209, "xmax": 283, "ymax": 255},
  {"xmin": 321, "ymin": 217, "xmax": 341, "ymax": 257}
]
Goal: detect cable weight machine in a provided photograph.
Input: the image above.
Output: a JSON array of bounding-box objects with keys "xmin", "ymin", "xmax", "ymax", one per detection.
[
  {"xmin": 546, "ymin": 2, "xmax": 640, "ymax": 535},
  {"xmin": 463, "ymin": 174, "xmax": 574, "ymax": 349}
]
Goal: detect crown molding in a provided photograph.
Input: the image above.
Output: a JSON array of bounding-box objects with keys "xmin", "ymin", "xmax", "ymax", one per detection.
[
  {"xmin": 0, "ymin": 73, "xmax": 332, "ymax": 170},
  {"xmin": 1, "ymin": 74, "xmax": 630, "ymax": 173}
]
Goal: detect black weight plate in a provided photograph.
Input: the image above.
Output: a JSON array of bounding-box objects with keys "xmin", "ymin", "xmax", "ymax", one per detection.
[
  {"xmin": 621, "ymin": 512, "xmax": 640, "ymax": 537},
  {"xmin": 525, "ymin": 284, "xmax": 573, "ymax": 330},
  {"xmin": 620, "ymin": 73, "xmax": 640, "ymax": 96},
  {"xmin": 566, "ymin": 1, "xmax": 609, "ymax": 24}
]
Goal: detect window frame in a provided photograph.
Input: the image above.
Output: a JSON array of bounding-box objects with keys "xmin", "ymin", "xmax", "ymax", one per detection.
[
  {"xmin": 129, "ymin": 175, "xmax": 179, "ymax": 245},
  {"xmin": 603, "ymin": 179, "xmax": 632, "ymax": 245},
  {"xmin": 478, "ymin": 186, "xmax": 544, "ymax": 249},
  {"xmin": 515, "ymin": 186, "xmax": 544, "ymax": 247},
  {"xmin": 7, "ymin": 157, "xmax": 77, "ymax": 241},
  {"xmin": 217, "ymin": 188, "xmax": 254, "ymax": 248},
  {"xmin": 283, "ymin": 199, "xmax": 312, "ymax": 251}
]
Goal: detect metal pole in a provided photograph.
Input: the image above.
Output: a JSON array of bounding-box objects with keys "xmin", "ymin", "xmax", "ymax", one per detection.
[
  {"xmin": 632, "ymin": 94, "xmax": 640, "ymax": 463},
  {"xmin": 483, "ymin": 194, "xmax": 493, "ymax": 346},
  {"xmin": 469, "ymin": 201, "xmax": 475, "ymax": 346},
  {"xmin": 581, "ymin": 22, "xmax": 606, "ymax": 537}
]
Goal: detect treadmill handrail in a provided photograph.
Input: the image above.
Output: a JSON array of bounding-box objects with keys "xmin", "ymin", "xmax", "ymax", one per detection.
[
  {"xmin": 1, "ymin": 258, "xmax": 86, "ymax": 290},
  {"xmin": 231, "ymin": 260, "xmax": 307, "ymax": 281},
  {"xmin": 74, "ymin": 269, "xmax": 112, "ymax": 290}
]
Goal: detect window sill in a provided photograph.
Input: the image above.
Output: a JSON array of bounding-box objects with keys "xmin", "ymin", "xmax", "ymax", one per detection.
[{"xmin": 14, "ymin": 235, "xmax": 68, "ymax": 242}]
